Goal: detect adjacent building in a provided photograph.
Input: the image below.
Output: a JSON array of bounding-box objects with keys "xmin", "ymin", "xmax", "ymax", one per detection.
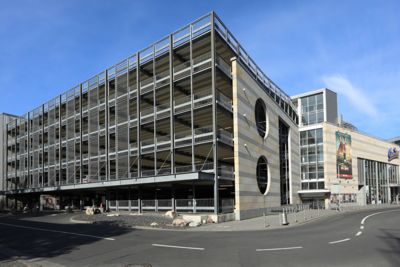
[
  {"xmin": 1, "ymin": 12, "xmax": 300, "ymax": 220},
  {"xmin": 292, "ymin": 89, "xmax": 400, "ymax": 207}
]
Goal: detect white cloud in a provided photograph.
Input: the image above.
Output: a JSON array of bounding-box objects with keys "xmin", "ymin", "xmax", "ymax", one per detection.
[{"xmin": 322, "ymin": 74, "xmax": 379, "ymax": 119}]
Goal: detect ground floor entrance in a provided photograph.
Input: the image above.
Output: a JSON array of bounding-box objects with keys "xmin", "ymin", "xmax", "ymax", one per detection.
[{"xmin": 5, "ymin": 180, "xmax": 235, "ymax": 214}]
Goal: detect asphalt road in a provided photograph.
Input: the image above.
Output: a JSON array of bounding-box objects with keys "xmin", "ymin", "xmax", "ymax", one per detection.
[{"xmin": 0, "ymin": 207, "xmax": 399, "ymax": 267}]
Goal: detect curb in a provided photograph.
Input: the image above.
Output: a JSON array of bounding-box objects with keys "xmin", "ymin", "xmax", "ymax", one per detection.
[
  {"xmin": 70, "ymin": 215, "xmax": 93, "ymax": 224},
  {"xmin": 185, "ymin": 206, "xmax": 400, "ymax": 232}
]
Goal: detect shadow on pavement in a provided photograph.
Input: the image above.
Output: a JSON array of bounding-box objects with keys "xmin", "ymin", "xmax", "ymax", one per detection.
[
  {"xmin": 378, "ymin": 228, "xmax": 400, "ymax": 266},
  {"xmin": 0, "ymin": 216, "xmax": 133, "ymax": 263}
]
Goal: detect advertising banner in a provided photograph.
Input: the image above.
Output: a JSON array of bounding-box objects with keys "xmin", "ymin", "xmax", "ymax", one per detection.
[
  {"xmin": 336, "ymin": 131, "xmax": 353, "ymax": 179},
  {"xmin": 40, "ymin": 195, "xmax": 59, "ymax": 210}
]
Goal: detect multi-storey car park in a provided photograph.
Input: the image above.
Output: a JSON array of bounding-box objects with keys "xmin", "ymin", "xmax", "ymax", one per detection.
[{"xmin": 1, "ymin": 12, "xmax": 301, "ymax": 220}]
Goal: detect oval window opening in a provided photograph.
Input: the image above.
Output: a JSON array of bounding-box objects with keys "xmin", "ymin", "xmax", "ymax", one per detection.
[
  {"xmin": 255, "ymin": 99, "xmax": 267, "ymax": 138},
  {"xmin": 257, "ymin": 156, "xmax": 269, "ymax": 195}
]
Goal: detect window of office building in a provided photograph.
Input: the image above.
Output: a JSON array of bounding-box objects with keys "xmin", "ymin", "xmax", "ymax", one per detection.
[
  {"xmin": 300, "ymin": 128, "xmax": 324, "ymax": 190},
  {"xmin": 301, "ymin": 93, "xmax": 324, "ymax": 126}
]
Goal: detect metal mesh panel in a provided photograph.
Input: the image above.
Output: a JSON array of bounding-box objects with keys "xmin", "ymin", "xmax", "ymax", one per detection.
[
  {"xmin": 89, "ymin": 108, "xmax": 98, "ymax": 132},
  {"xmin": 67, "ymin": 118, "xmax": 74, "ymax": 139},
  {"xmin": 48, "ymin": 146, "xmax": 54, "ymax": 166},
  {"xmin": 67, "ymin": 163, "xmax": 74, "ymax": 184},
  {"xmin": 33, "ymin": 115, "xmax": 39, "ymax": 132},
  {"xmin": 33, "ymin": 151, "xmax": 39, "ymax": 169},
  {"xmin": 67, "ymin": 141, "xmax": 74, "ymax": 162},
  {"xmin": 89, "ymin": 87, "xmax": 98, "ymax": 109},
  {"xmin": 20, "ymin": 137, "xmax": 25, "ymax": 154},
  {"xmin": 67, "ymin": 98, "xmax": 74, "ymax": 118},
  {"xmin": 49, "ymin": 105, "xmax": 55, "ymax": 125},
  {"xmin": 55, "ymin": 169, "xmax": 60, "ymax": 185},
  {"xmin": 75, "ymin": 165, "xmax": 81, "ymax": 184},
  {"xmin": 99, "ymin": 160, "xmax": 107, "ymax": 181},
  {"xmin": 117, "ymin": 151, "xmax": 129, "ymax": 179},
  {"xmin": 81, "ymin": 164, "xmax": 88, "ymax": 182},
  {"xmin": 48, "ymin": 125, "xmax": 55, "ymax": 146},
  {"xmin": 89, "ymin": 134, "xmax": 98, "ymax": 157},
  {"xmin": 38, "ymin": 170, "xmax": 43, "ymax": 187},
  {"xmin": 117, "ymin": 124, "xmax": 128, "ymax": 151},
  {"xmin": 117, "ymin": 96, "xmax": 128, "ymax": 124},
  {"xmin": 33, "ymin": 171, "xmax": 39, "ymax": 188},
  {"xmin": 89, "ymin": 159, "xmax": 99, "ymax": 182},
  {"xmin": 49, "ymin": 167, "xmax": 55, "ymax": 186},
  {"xmin": 117, "ymin": 73, "xmax": 128, "ymax": 97},
  {"xmin": 21, "ymin": 174, "xmax": 28, "ymax": 189},
  {"xmin": 60, "ymin": 168, "xmax": 67, "ymax": 185}
]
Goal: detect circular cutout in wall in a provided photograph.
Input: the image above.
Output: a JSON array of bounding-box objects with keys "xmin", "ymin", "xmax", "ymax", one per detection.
[
  {"xmin": 255, "ymin": 99, "xmax": 267, "ymax": 138},
  {"xmin": 257, "ymin": 156, "xmax": 269, "ymax": 195}
]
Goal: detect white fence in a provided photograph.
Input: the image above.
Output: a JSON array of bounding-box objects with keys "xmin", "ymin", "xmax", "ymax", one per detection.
[{"xmin": 108, "ymin": 198, "xmax": 234, "ymax": 213}]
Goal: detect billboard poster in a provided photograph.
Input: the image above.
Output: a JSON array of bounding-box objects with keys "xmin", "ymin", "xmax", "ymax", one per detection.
[
  {"xmin": 40, "ymin": 195, "xmax": 59, "ymax": 210},
  {"xmin": 336, "ymin": 131, "xmax": 353, "ymax": 179}
]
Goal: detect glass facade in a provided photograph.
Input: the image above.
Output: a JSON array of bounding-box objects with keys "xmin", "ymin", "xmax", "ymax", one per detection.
[
  {"xmin": 359, "ymin": 158, "xmax": 399, "ymax": 204},
  {"xmin": 300, "ymin": 128, "xmax": 324, "ymax": 190},
  {"xmin": 301, "ymin": 93, "xmax": 324, "ymax": 126}
]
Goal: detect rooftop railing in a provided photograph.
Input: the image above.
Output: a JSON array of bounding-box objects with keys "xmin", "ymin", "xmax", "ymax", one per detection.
[{"xmin": 213, "ymin": 13, "xmax": 297, "ymax": 118}]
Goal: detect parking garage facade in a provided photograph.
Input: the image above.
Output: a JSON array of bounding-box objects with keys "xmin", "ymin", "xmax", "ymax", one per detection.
[{"xmin": 2, "ymin": 13, "xmax": 300, "ymax": 217}]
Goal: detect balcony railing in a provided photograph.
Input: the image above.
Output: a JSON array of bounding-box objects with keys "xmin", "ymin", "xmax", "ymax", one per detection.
[
  {"xmin": 218, "ymin": 165, "xmax": 234, "ymax": 180},
  {"xmin": 140, "ymin": 107, "xmax": 154, "ymax": 124},
  {"xmin": 216, "ymin": 92, "xmax": 233, "ymax": 112},
  {"xmin": 218, "ymin": 129, "xmax": 233, "ymax": 146},
  {"xmin": 216, "ymin": 56, "xmax": 231, "ymax": 77}
]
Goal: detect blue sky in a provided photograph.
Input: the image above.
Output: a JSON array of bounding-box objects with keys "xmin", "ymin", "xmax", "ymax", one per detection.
[{"xmin": 0, "ymin": 0, "xmax": 399, "ymax": 139}]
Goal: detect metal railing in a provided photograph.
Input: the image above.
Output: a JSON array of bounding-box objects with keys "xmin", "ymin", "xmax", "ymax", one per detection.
[
  {"xmin": 216, "ymin": 56, "xmax": 231, "ymax": 77},
  {"xmin": 176, "ymin": 198, "xmax": 214, "ymax": 212},
  {"xmin": 216, "ymin": 91, "xmax": 233, "ymax": 111},
  {"xmin": 218, "ymin": 165, "xmax": 234, "ymax": 179},
  {"xmin": 108, "ymin": 199, "xmax": 218, "ymax": 213},
  {"xmin": 193, "ymin": 94, "xmax": 212, "ymax": 109},
  {"xmin": 218, "ymin": 129, "xmax": 233, "ymax": 146},
  {"xmin": 175, "ymin": 165, "xmax": 193, "ymax": 173}
]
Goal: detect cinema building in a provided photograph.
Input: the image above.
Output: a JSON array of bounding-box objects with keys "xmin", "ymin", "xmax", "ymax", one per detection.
[
  {"xmin": 292, "ymin": 89, "xmax": 400, "ymax": 207},
  {"xmin": 0, "ymin": 12, "xmax": 301, "ymax": 220}
]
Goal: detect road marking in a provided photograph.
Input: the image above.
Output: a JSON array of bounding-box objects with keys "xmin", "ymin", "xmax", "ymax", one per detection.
[
  {"xmin": 0, "ymin": 222, "xmax": 115, "ymax": 241},
  {"xmin": 152, "ymin": 244, "xmax": 205, "ymax": 251},
  {"xmin": 360, "ymin": 209, "xmax": 400, "ymax": 225},
  {"xmin": 256, "ymin": 246, "xmax": 303, "ymax": 252},
  {"xmin": 329, "ymin": 238, "xmax": 351, "ymax": 244},
  {"xmin": 356, "ymin": 209, "xmax": 400, "ymax": 237}
]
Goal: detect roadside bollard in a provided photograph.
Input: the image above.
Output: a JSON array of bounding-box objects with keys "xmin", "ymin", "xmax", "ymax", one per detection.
[{"xmin": 281, "ymin": 211, "xmax": 289, "ymax": 225}]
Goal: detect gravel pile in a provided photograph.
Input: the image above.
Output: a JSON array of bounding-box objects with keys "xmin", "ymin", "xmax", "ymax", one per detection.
[{"xmin": 73, "ymin": 213, "xmax": 176, "ymax": 229}]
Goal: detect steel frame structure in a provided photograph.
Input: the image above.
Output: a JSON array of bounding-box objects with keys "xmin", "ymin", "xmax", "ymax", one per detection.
[{"xmin": 3, "ymin": 12, "xmax": 298, "ymax": 214}]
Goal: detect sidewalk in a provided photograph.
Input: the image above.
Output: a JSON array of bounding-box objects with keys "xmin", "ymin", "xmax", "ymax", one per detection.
[{"xmin": 188, "ymin": 204, "xmax": 400, "ymax": 232}]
